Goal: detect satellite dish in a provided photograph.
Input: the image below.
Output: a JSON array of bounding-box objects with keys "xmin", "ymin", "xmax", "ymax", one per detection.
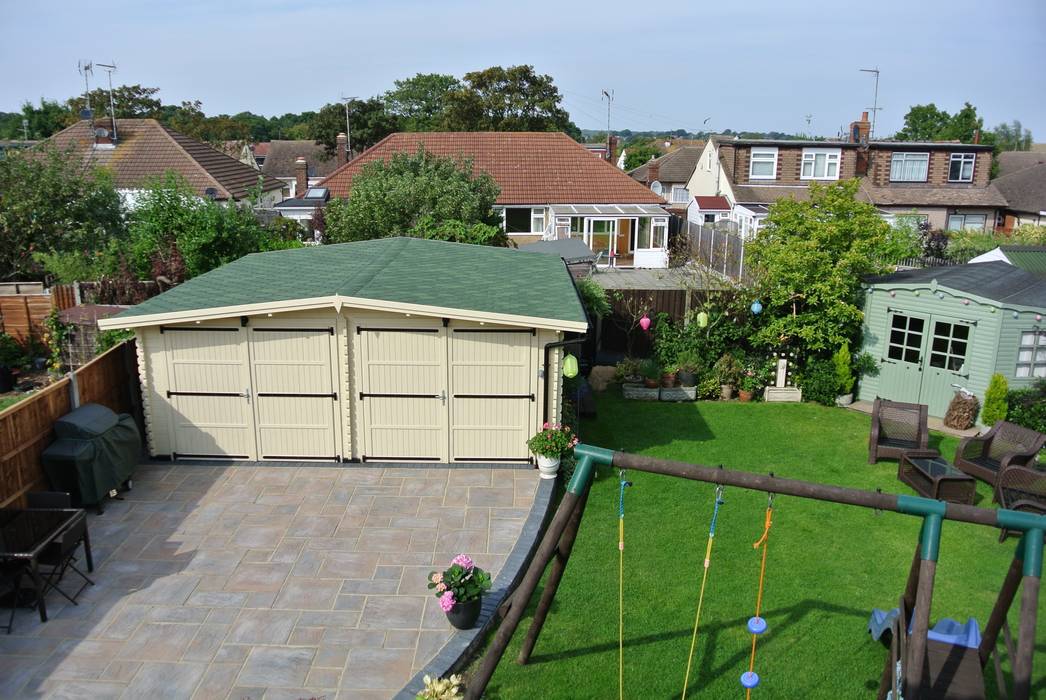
[
  {"xmin": 204, "ymin": 187, "xmax": 218, "ymax": 200},
  {"xmin": 651, "ymin": 181, "xmax": 663, "ymax": 196},
  {"xmin": 79, "ymin": 108, "xmax": 93, "ymax": 120},
  {"xmin": 94, "ymin": 128, "xmax": 109, "ymax": 138}
]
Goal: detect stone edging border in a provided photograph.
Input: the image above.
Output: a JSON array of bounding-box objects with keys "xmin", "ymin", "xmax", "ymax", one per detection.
[{"xmin": 393, "ymin": 476, "xmax": 557, "ymax": 699}]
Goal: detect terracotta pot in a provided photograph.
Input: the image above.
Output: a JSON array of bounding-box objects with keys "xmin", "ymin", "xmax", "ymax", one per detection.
[
  {"xmin": 738, "ymin": 389, "xmax": 754, "ymax": 402},
  {"xmin": 720, "ymin": 384, "xmax": 735, "ymax": 400},
  {"xmin": 661, "ymin": 372, "xmax": 677, "ymax": 388},
  {"xmin": 643, "ymin": 377, "xmax": 659, "ymax": 389},
  {"xmin": 445, "ymin": 596, "xmax": 482, "ymax": 630}
]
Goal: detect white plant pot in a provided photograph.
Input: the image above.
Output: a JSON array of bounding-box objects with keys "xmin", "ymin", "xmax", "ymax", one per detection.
[
  {"xmin": 835, "ymin": 393, "xmax": 854, "ymax": 407},
  {"xmin": 536, "ymin": 455, "xmax": 561, "ymax": 480}
]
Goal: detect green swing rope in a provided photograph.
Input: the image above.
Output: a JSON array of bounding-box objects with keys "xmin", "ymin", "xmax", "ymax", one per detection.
[{"xmin": 680, "ymin": 485, "xmax": 725, "ymax": 700}]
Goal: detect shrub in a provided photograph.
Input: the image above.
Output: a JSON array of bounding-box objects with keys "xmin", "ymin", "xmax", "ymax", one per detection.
[
  {"xmin": 575, "ymin": 277, "xmax": 611, "ymax": 319},
  {"xmin": 1006, "ymin": 379, "xmax": 1046, "ymax": 434},
  {"xmin": 833, "ymin": 343, "xmax": 853, "ymax": 395},
  {"xmin": 0, "ymin": 333, "xmax": 25, "ymax": 368},
  {"xmin": 799, "ymin": 359, "xmax": 839, "ymax": 407},
  {"xmin": 640, "ymin": 359, "xmax": 661, "ymax": 382},
  {"xmin": 697, "ymin": 374, "xmax": 721, "ymax": 399},
  {"xmin": 416, "ymin": 674, "xmax": 464, "ymax": 700},
  {"xmin": 712, "ymin": 352, "xmax": 742, "ymax": 387},
  {"xmin": 980, "ymin": 373, "xmax": 1008, "ymax": 426},
  {"xmin": 675, "ymin": 349, "xmax": 702, "ymax": 373},
  {"xmin": 614, "ymin": 358, "xmax": 642, "ymax": 382}
]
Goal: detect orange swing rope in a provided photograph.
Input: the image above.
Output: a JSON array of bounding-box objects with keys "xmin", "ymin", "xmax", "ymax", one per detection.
[{"xmin": 746, "ymin": 497, "xmax": 773, "ymax": 700}]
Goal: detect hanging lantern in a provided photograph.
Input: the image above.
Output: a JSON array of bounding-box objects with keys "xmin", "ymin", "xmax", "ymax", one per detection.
[
  {"xmin": 562, "ymin": 353, "xmax": 579, "ymax": 379},
  {"xmin": 1038, "ymin": 314, "xmax": 1043, "ymax": 322},
  {"xmin": 639, "ymin": 314, "xmax": 651, "ymax": 331},
  {"xmin": 914, "ymin": 290, "xmax": 920, "ymax": 297},
  {"xmin": 1013, "ymin": 311, "xmax": 1020, "ymax": 319},
  {"xmin": 962, "ymin": 299, "xmax": 970, "ymax": 305},
  {"xmin": 889, "ymin": 290, "xmax": 896, "ymax": 297},
  {"xmin": 696, "ymin": 311, "xmax": 709, "ymax": 328},
  {"xmin": 750, "ymin": 300, "xmax": 763, "ymax": 315}
]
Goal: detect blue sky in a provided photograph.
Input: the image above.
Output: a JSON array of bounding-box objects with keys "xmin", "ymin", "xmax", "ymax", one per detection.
[{"xmin": 2, "ymin": 0, "xmax": 1045, "ymax": 138}]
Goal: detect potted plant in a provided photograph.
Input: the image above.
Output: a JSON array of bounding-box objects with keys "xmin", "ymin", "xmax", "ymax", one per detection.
[
  {"xmin": 675, "ymin": 350, "xmax": 700, "ymax": 387},
  {"xmin": 640, "ymin": 359, "xmax": 661, "ymax": 389},
  {"xmin": 713, "ymin": 352, "xmax": 742, "ymax": 400},
  {"xmin": 833, "ymin": 343, "xmax": 855, "ymax": 406},
  {"xmin": 661, "ymin": 363, "xmax": 678, "ymax": 388},
  {"xmin": 615, "ymin": 357, "xmax": 643, "ymax": 385},
  {"xmin": 416, "ymin": 673, "xmax": 464, "ymax": 700},
  {"xmin": 427, "ymin": 554, "xmax": 492, "ymax": 630},
  {"xmin": 527, "ymin": 423, "xmax": 579, "ymax": 479}
]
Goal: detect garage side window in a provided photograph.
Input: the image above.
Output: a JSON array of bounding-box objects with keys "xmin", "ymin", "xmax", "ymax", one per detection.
[
  {"xmin": 1016, "ymin": 330, "xmax": 1046, "ymax": 378},
  {"xmin": 887, "ymin": 314, "xmax": 924, "ymax": 364},
  {"xmin": 929, "ymin": 321, "xmax": 970, "ymax": 372}
]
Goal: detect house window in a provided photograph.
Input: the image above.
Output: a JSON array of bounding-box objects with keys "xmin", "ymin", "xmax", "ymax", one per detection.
[
  {"xmin": 946, "ymin": 214, "xmax": 987, "ymax": 231},
  {"xmin": 890, "ymin": 152, "xmax": 929, "ymax": 182},
  {"xmin": 652, "ymin": 218, "xmax": 668, "ymax": 248},
  {"xmin": 887, "ymin": 314, "xmax": 925, "ymax": 364},
  {"xmin": 704, "ymin": 213, "xmax": 717, "ymax": 224},
  {"xmin": 749, "ymin": 147, "xmax": 778, "ymax": 180},
  {"xmin": 634, "ymin": 218, "xmax": 653, "ymax": 249},
  {"xmin": 531, "ymin": 208, "xmax": 546, "ymax": 233},
  {"xmin": 671, "ymin": 185, "xmax": 690, "ymax": 203},
  {"xmin": 503, "ymin": 207, "xmax": 544, "ymax": 234},
  {"xmin": 800, "ymin": 148, "xmax": 841, "ymax": 180},
  {"xmin": 948, "ymin": 153, "xmax": 976, "ymax": 182},
  {"xmin": 570, "ymin": 217, "xmax": 584, "ymax": 236},
  {"xmin": 1016, "ymin": 330, "xmax": 1046, "ymax": 378},
  {"xmin": 929, "ymin": 321, "xmax": 970, "ymax": 372}
]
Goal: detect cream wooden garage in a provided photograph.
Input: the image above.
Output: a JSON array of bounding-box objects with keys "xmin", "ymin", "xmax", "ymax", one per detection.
[{"xmin": 100, "ymin": 238, "xmax": 587, "ymax": 464}]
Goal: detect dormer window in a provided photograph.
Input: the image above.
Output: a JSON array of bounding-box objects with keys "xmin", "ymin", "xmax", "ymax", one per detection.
[
  {"xmin": 948, "ymin": 153, "xmax": 975, "ymax": 182},
  {"xmin": 801, "ymin": 148, "xmax": 840, "ymax": 180},
  {"xmin": 890, "ymin": 152, "xmax": 929, "ymax": 182},
  {"xmin": 749, "ymin": 147, "xmax": 778, "ymax": 180}
]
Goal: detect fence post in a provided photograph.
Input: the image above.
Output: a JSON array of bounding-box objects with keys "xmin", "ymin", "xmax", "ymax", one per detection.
[
  {"xmin": 67, "ymin": 370, "xmax": 80, "ymax": 409},
  {"xmin": 738, "ymin": 235, "xmax": 746, "ymax": 282}
]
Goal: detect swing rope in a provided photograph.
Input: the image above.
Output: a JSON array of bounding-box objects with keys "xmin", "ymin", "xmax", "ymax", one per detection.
[
  {"xmin": 618, "ymin": 470, "xmax": 631, "ymax": 700},
  {"xmin": 680, "ymin": 485, "xmax": 725, "ymax": 700},
  {"xmin": 745, "ymin": 494, "xmax": 774, "ymax": 700}
]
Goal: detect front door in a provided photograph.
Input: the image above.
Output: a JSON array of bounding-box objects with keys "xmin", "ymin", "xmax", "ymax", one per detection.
[
  {"xmin": 586, "ymin": 218, "xmax": 617, "ymax": 266},
  {"xmin": 878, "ymin": 312, "xmax": 927, "ymax": 404},
  {"xmin": 615, "ymin": 219, "xmax": 633, "ymax": 266},
  {"xmin": 918, "ymin": 317, "xmax": 973, "ymax": 417}
]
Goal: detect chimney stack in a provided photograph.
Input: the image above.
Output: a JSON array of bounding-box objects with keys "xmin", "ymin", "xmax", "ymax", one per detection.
[
  {"xmin": 336, "ymin": 133, "xmax": 348, "ymax": 164},
  {"xmin": 849, "ymin": 111, "xmax": 871, "ymax": 144},
  {"xmin": 294, "ymin": 157, "xmax": 308, "ymax": 197},
  {"xmin": 647, "ymin": 158, "xmax": 660, "ymax": 187},
  {"xmin": 973, "ymin": 129, "xmax": 981, "ymax": 145},
  {"xmin": 607, "ymin": 135, "xmax": 618, "ymax": 163}
]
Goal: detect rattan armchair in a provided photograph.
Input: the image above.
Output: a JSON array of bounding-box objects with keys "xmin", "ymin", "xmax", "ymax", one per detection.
[
  {"xmin": 954, "ymin": 421, "xmax": 1045, "ymax": 486},
  {"xmin": 994, "ymin": 465, "xmax": 1046, "ymax": 541},
  {"xmin": 868, "ymin": 398, "xmax": 932, "ymax": 464}
]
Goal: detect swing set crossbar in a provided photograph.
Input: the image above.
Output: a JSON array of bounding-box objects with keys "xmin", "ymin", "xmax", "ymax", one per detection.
[{"xmin": 463, "ymin": 445, "xmax": 1044, "ymax": 700}]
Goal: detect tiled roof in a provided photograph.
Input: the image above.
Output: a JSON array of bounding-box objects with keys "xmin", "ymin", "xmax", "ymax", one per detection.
[
  {"xmin": 1000, "ymin": 246, "xmax": 1046, "ymax": 277},
  {"xmin": 868, "ymin": 261, "xmax": 1046, "ymax": 308},
  {"xmin": 628, "ymin": 145, "xmax": 704, "ymax": 183},
  {"xmin": 318, "ymin": 132, "xmax": 664, "ymax": 205},
  {"xmin": 860, "ymin": 183, "xmax": 1008, "ymax": 208},
  {"xmin": 111, "ymin": 237, "xmax": 587, "ymax": 326},
  {"xmin": 997, "ymin": 151, "xmax": 1046, "ymax": 177},
  {"xmin": 252, "ymin": 142, "xmax": 270, "ymax": 157},
  {"xmin": 46, "ymin": 119, "xmax": 285, "ymax": 200},
  {"xmin": 693, "ymin": 195, "xmax": 731, "ymax": 211},
  {"xmin": 992, "ymin": 163, "xmax": 1046, "ymax": 214},
  {"xmin": 260, "ymin": 140, "xmax": 341, "ymax": 179}
]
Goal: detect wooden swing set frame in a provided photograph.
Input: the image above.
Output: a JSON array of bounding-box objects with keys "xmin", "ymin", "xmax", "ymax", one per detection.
[{"xmin": 464, "ymin": 444, "xmax": 1044, "ymax": 700}]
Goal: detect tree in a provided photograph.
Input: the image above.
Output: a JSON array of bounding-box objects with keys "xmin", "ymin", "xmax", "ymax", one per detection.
[
  {"xmin": 384, "ymin": 73, "xmax": 461, "ymax": 131},
  {"xmin": 0, "ymin": 145, "xmax": 125, "ymax": 281},
  {"xmin": 624, "ymin": 142, "xmax": 662, "ymax": 171},
  {"xmin": 895, "ymin": 102, "xmax": 990, "ymax": 144},
  {"xmin": 442, "ymin": 65, "xmax": 580, "ymax": 138},
  {"xmin": 993, "ymin": 120, "xmax": 1034, "ymax": 151},
  {"xmin": 322, "ymin": 148, "xmax": 503, "ymax": 245},
  {"xmin": 66, "ymin": 84, "xmax": 162, "ymax": 118},
  {"xmin": 746, "ymin": 180, "xmax": 918, "ymax": 355},
  {"xmin": 6, "ymin": 99, "xmax": 74, "ymax": 139},
  {"xmin": 311, "ymin": 99, "xmax": 400, "ymax": 158}
]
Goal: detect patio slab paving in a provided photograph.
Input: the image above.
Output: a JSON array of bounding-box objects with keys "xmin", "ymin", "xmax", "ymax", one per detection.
[{"xmin": 2, "ymin": 463, "xmax": 540, "ymax": 699}]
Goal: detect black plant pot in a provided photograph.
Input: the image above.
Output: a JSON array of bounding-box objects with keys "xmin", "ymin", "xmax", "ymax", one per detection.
[
  {"xmin": 0, "ymin": 367, "xmax": 13, "ymax": 393},
  {"xmin": 445, "ymin": 596, "xmax": 482, "ymax": 630}
]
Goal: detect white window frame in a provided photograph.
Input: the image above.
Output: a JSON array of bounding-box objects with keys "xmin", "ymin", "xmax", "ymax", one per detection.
[
  {"xmin": 948, "ymin": 153, "xmax": 976, "ymax": 182},
  {"xmin": 501, "ymin": 206, "xmax": 546, "ymax": 235},
  {"xmin": 1016, "ymin": 330, "xmax": 1046, "ymax": 378},
  {"xmin": 670, "ymin": 185, "xmax": 690, "ymax": 203},
  {"xmin": 531, "ymin": 208, "xmax": 546, "ymax": 233},
  {"xmin": 946, "ymin": 213, "xmax": 987, "ymax": 231},
  {"xmin": 749, "ymin": 147, "xmax": 778, "ymax": 180},
  {"xmin": 890, "ymin": 152, "xmax": 930, "ymax": 182},
  {"xmin": 651, "ymin": 217, "xmax": 669, "ymax": 249},
  {"xmin": 800, "ymin": 148, "xmax": 841, "ymax": 181}
]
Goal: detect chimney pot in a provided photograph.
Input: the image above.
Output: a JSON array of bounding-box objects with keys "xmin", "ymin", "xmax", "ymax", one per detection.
[
  {"xmin": 336, "ymin": 133, "xmax": 348, "ymax": 165},
  {"xmin": 295, "ymin": 157, "xmax": 308, "ymax": 197}
]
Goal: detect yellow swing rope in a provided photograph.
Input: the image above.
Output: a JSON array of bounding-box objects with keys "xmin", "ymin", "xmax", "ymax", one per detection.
[
  {"xmin": 746, "ymin": 496, "xmax": 774, "ymax": 700},
  {"xmin": 617, "ymin": 471, "xmax": 631, "ymax": 700},
  {"xmin": 681, "ymin": 485, "xmax": 725, "ymax": 700}
]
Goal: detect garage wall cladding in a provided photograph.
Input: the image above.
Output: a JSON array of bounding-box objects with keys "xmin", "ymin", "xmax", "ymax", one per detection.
[{"xmin": 136, "ymin": 309, "xmax": 564, "ymax": 463}]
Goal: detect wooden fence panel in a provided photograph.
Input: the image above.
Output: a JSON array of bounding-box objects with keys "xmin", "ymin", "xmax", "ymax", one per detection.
[
  {"xmin": 52, "ymin": 284, "xmax": 77, "ymax": 311},
  {"xmin": 0, "ymin": 341, "xmax": 139, "ymax": 507},
  {"xmin": 0, "ymin": 293, "xmax": 52, "ymax": 345}
]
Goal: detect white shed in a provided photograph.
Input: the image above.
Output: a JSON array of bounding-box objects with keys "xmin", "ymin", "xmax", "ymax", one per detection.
[{"xmin": 99, "ymin": 238, "xmax": 588, "ymax": 464}]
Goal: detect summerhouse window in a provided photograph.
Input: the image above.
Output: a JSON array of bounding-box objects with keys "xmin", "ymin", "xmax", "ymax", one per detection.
[
  {"xmin": 887, "ymin": 314, "xmax": 925, "ymax": 364},
  {"xmin": 928, "ymin": 321, "xmax": 970, "ymax": 372},
  {"xmin": 1016, "ymin": 330, "xmax": 1046, "ymax": 378}
]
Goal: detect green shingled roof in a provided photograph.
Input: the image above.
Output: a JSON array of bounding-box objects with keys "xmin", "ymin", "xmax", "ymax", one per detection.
[{"xmin": 114, "ymin": 237, "xmax": 587, "ymax": 326}]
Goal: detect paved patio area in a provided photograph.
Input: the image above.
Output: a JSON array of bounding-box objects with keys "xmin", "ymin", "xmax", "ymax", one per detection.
[{"xmin": 0, "ymin": 463, "xmax": 540, "ymax": 699}]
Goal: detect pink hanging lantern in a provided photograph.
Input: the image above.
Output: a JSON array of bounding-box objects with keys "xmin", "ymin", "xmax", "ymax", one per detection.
[{"xmin": 639, "ymin": 314, "xmax": 651, "ymax": 332}]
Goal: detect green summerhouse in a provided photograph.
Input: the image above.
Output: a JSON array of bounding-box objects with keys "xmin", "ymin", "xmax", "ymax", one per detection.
[{"xmin": 858, "ymin": 261, "xmax": 1046, "ymax": 420}]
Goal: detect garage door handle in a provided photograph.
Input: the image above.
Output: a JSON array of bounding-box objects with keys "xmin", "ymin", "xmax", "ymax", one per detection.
[
  {"xmin": 439, "ymin": 390, "xmax": 447, "ymax": 404},
  {"xmin": 242, "ymin": 389, "xmax": 251, "ymax": 403}
]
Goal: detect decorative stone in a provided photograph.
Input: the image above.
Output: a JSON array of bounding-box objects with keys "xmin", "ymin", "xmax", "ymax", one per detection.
[
  {"xmin": 764, "ymin": 386, "xmax": 802, "ymax": 403},
  {"xmin": 622, "ymin": 384, "xmax": 660, "ymax": 401},
  {"xmin": 659, "ymin": 386, "xmax": 697, "ymax": 402}
]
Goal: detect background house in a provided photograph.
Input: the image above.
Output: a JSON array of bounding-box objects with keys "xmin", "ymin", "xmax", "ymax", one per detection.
[
  {"xmin": 47, "ymin": 118, "xmax": 287, "ymax": 207},
  {"xmin": 992, "ymin": 151, "xmax": 1046, "ymax": 229},
  {"xmin": 628, "ymin": 145, "xmax": 704, "ymax": 216},
  {"xmin": 857, "ymin": 261, "xmax": 1046, "ymax": 419},
  {"xmin": 317, "ymin": 132, "xmax": 672, "ymax": 268},
  {"xmin": 262, "ymin": 138, "xmax": 345, "ymax": 198}
]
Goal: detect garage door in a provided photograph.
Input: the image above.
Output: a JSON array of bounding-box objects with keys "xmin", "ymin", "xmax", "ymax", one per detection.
[
  {"xmin": 164, "ymin": 326, "xmax": 256, "ymax": 459},
  {"xmin": 250, "ymin": 327, "xmax": 340, "ymax": 460},
  {"xmin": 449, "ymin": 329, "xmax": 535, "ymax": 462},
  {"xmin": 358, "ymin": 326, "xmax": 448, "ymax": 461}
]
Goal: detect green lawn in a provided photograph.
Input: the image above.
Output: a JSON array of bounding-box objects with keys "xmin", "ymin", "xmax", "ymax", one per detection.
[
  {"xmin": 482, "ymin": 392, "xmax": 1042, "ymax": 699},
  {"xmin": 0, "ymin": 394, "xmax": 25, "ymax": 412}
]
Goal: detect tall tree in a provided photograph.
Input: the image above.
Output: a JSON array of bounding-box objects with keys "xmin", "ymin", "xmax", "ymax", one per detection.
[
  {"xmin": 311, "ymin": 99, "xmax": 400, "ymax": 158},
  {"xmin": 65, "ymin": 84, "xmax": 162, "ymax": 118},
  {"xmin": 993, "ymin": 120, "xmax": 1034, "ymax": 151},
  {"xmin": 322, "ymin": 148, "xmax": 504, "ymax": 245},
  {"xmin": 624, "ymin": 142, "xmax": 662, "ymax": 171},
  {"xmin": 895, "ymin": 102, "xmax": 990, "ymax": 144},
  {"xmin": 9, "ymin": 99, "xmax": 74, "ymax": 139},
  {"xmin": 442, "ymin": 65, "xmax": 580, "ymax": 138},
  {"xmin": 384, "ymin": 73, "xmax": 461, "ymax": 131},
  {"xmin": 0, "ymin": 145, "xmax": 125, "ymax": 280}
]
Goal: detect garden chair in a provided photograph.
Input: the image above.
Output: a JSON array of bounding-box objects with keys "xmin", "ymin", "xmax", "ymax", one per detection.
[
  {"xmin": 993, "ymin": 465, "xmax": 1046, "ymax": 541},
  {"xmin": 868, "ymin": 398, "xmax": 931, "ymax": 464},
  {"xmin": 36, "ymin": 516, "xmax": 93, "ymax": 606},
  {"xmin": 954, "ymin": 421, "xmax": 1045, "ymax": 487}
]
